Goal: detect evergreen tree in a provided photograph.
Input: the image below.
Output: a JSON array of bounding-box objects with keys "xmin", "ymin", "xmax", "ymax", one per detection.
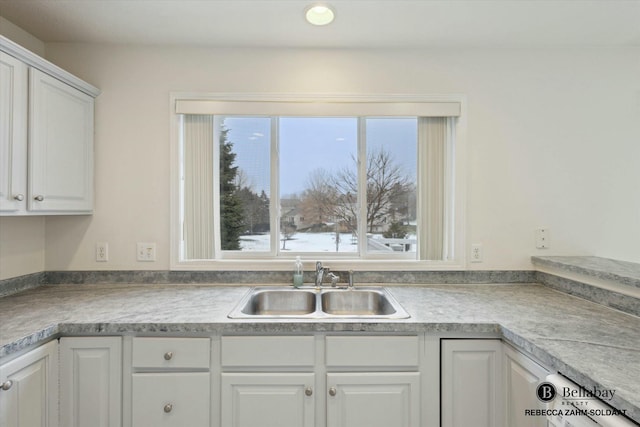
[{"xmin": 219, "ymin": 127, "xmax": 244, "ymax": 250}]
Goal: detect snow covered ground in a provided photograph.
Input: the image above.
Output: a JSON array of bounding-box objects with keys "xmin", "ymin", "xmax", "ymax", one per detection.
[
  {"xmin": 240, "ymin": 232, "xmax": 358, "ymax": 252},
  {"xmin": 239, "ymin": 232, "xmax": 416, "ymax": 253}
]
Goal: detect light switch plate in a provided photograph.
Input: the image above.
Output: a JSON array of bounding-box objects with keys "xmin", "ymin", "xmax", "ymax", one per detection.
[{"xmin": 137, "ymin": 242, "xmax": 156, "ymax": 261}]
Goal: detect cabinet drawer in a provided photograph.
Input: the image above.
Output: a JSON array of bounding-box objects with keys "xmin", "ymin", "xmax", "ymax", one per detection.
[
  {"xmin": 132, "ymin": 372, "xmax": 209, "ymax": 427},
  {"xmin": 221, "ymin": 336, "xmax": 315, "ymax": 368},
  {"xmin": 325, "ymin": 336, "xmax": 419, "ymax": 368},
  {"xmin": 132, "ymin": 337, "xmax": 210, "ymax": 369}
]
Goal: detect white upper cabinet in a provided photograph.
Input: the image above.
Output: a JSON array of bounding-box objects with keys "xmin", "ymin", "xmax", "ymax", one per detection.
[
  {"xmin": 28, "ymin": 68, "xmax": 94, "ymax": 213},
  {"xmin": 0, "ymin": 51, "xmax": 28, "ymax": 213},
  {"xmin": 0, "ymin": 36, "xmax": 99, "ymax": 216}
]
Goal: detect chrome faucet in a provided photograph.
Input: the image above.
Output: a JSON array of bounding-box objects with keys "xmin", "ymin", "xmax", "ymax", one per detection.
[
  {"xmin": 315, "ymin": 261, "xmax": 327, "ymax": 288},
  {"xmin": 315, "ymin": 261, "xmax": 339, "ymax": 288}
]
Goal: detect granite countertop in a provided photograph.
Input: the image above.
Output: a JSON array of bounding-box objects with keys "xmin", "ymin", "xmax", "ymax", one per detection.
[
  {"xmin": 533, "ymin": 256, "xmax": 640, "ymax": 289},
  {"xmin": 0, "ymin": 283, "xmax": 638, "ymax": 423}
]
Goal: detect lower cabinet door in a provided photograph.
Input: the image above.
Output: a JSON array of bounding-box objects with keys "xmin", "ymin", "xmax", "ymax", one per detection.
[
  {"xmin": 503, "ymin": 344, "xmax": 549, "ymax": 427},
  {"xmin": 326, "ymin": 372, "xmax": 421, "ymax": 427},
  {"xmin": 59, "ymin": 337, "xmax": 122, "ymax": 427},
  {"xmin": 132, "ymin": 372, "xmax": 210, "ymax": 427},
  {"xmin": 0, "ymin": 340, "xmax": 58, "ymax": 427},
  {"xmin": 441, "ymin": 339, "xmax": 504, "ymax": 427},
  {"xmin": 221, "ymin": 373, "xmax": 315, "ymax": 427}
]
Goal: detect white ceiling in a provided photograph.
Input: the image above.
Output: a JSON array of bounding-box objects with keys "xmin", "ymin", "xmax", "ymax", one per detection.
[{"xmin": 1, "ymin": 0, "xmax": 639, "ymax": 48}]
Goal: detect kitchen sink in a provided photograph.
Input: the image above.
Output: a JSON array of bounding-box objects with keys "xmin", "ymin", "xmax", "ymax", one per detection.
[
  {"xmin": 239, "ymin": 288, "xmax": 316, "ymax": 316},
  {"xmin": 228, "ymin": 286, "xmax": 410, "ymax": 319},
  {"xmin": 320, "ymin": 289, "xmax": 397, "ymax": 316}
]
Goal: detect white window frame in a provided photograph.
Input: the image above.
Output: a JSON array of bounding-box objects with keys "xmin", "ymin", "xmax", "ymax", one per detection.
[{"xmin": 170, "ymin": 93, "xmax": 467, "ymax": 271}]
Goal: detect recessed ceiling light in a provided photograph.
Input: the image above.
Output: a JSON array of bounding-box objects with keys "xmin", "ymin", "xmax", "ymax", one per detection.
[{"xmin": 305, "ymin": 4, "xmax": 335, "ymax": 26}]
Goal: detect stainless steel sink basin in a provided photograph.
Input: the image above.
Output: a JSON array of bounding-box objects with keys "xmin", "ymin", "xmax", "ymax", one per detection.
[
  {"xmin": 228, "ymin": 286, "xmax": 410, "ymax": 319},
  {"xmin": 321, "ymin": 289, "xmax": 397, "ymax": 316},
  {"xmin": 238, "ymin": 288, "xmax": 316, "ymax": 316}
]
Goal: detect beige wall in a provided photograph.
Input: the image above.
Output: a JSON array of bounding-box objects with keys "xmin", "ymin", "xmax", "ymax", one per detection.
[
  {"xmin": 0, "ymin": 16, "xmax": 45, "ymax": 56},
  {"xmin": 36, "ymin": 44, "xmax": 639, "ymax": 272},
  {"xmin": 1, "ymin": 35, "xmax": 639, "ymax": 278},
  {"xmin": 0, "ymin": 217, "xmax": 45, "ymax": 279}
]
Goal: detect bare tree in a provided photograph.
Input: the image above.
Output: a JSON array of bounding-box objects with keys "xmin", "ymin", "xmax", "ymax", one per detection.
[
  {"xmin": 332, "ymin": 148, "xmax": 412, "ymax": 233},
  {"xmin": 299, "ymin": 169, "xmax": 338, "ymax": 227}
]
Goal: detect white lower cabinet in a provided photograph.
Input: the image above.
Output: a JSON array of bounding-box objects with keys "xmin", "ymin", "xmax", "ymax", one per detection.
[
  {"xmin": 0, "ymin": 340, "xmax": 58, "ymax": 427},
  {"xmin": 129, "ymin": 337, "xmax": 211, "ymax": 427},
  {"xmin": 221, "ymin": 334, "xmax": 422, "ymax": 427},
  {"xmin": 221, "ymin": 373, "xmax": 315, "ymax": 427},
  {"xmin": 132, "ymin": 372, "xmax": 210, "ymax": 427},
  {"xmin": 503, "ymin": 344, "xmax": 549, "ymax": 427},
  {"xmin": 441, "ymin": 339, "xmax": 504, "ymax": 427},
  {"xmin": 59, "ymin": 337, "xmax": 122, "ymax": 427},
  {"xmin": 326, "ymin": 372, "xmax": 421, "ymax": 427},
  {"xmin": 0, "ymin": 332, "xmax": 559, "ymax": 427}
]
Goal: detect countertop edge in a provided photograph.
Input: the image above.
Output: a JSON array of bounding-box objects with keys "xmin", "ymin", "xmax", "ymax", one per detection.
[
  {"xmin": 2, "ymin": 318, "xmax": 638, "ymax": 423},
  {"xmin": 532, "ymin": 256, "xmax": 640, "ymax": 289}
]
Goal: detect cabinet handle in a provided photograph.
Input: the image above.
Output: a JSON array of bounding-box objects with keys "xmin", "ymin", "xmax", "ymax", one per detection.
[
  {"xmin": 164, "ymin": 351, "xmax": 173, "ymax": 360},
  {"xmin": 13, "ymin": 194, "xmax": 24, "ymax": 201},
  {"xmin": 164, "ymin": 403, "xmax": 173, "ymax": 413},
  {"xmin": 328, "ymin": 387, "xmax": 337, "ymax": 397},
  {"xmin": 34, "ymin": 195, "xmax": 44, "ymax": 202},
  {"xmin": 1, "ymin": 380, "xmax": 12, "ymax": 391},
  {"xmin": 305, "ymin": 387, "xmax": 313, "ymax": 397}
]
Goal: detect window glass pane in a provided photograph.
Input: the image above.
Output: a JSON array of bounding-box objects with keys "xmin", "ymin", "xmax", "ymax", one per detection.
[
  {"xmin": 219, "ymin": 117, "xmax": 271, "ymax": 251},
  {"xmin": 279, "ymin": 117, "xmax": 358, "ymax": 253},
  {"xmin": 365, "ymin": 118, "xmax": 418, "ymax": 255}
]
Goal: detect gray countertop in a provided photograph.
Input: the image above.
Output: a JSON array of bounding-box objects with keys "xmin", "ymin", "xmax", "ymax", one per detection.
[
  {"xmin": 532, "ymin": 256, "xmax": 640, "ymax": 289},
  {"xmin": 0, "ymin": 283, "xmax": 638, "ymax": 423}
]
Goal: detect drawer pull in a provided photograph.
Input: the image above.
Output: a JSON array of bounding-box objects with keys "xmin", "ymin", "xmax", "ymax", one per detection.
[
  {"xmin": 328, "ymin": 387, "xmax": 337, "ymax": 397},
  {"xmin": 34, "ymin": 195, "xmax": 44, "ymax": 202},
  {"xmin": 1, "ymin": 380, "xmax": 13, "ymax": 391},
  {"xmin": 305, "ymin": 387, "xmax": 313, "ymax": 397},
  {"xmin": 164, "ymin": 351, "xmax": 173, "ymax": 360},
  {"xmin": 164, "ymin": 403, "xmax": 173, "ymax": 413},
  {"xmin": 13, "ymin": 194, "xmax": 24, "ymax": 201}
]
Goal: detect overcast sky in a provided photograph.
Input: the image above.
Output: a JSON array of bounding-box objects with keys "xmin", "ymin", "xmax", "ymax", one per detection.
[{"xmin": 225, "ymin": 117, "xmax": 417, "ymax": 198}]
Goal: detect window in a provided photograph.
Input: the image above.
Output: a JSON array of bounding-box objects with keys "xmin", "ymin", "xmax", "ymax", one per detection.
[{"xmin": 172, "ymin": 95, "xmax": 463, "ymax": 267}]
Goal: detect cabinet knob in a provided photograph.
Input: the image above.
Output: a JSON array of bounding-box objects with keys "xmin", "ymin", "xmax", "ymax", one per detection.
[
  {"xmin": 1, "ymin": 380, "xmax": 13, "ymax": 391},
  {"xmin": 13, "ymin": 194, "xmax": 24, "ymax": 201},
  {"xmin": 164, "ymin": 351, "xmax": 173, "ymax": 360},
  {"xmin": 305, "ymin": 387, "xmax": 313, "ymax": 397},
  {"xmin": 328, "ymin": 387, "xmax": 337, "ymax": 397},
  {"xmin": 164, "ymin": 403, "xmax": 173, "ymax": 413},
  {"xmin": 34, "ymin": 195, "xmax": 44, "ymax": 202}
]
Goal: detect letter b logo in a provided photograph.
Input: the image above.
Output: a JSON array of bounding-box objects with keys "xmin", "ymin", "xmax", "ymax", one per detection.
[{"xmin": 536, "ymin": 382, "xmax": 557, "ymax": 403}]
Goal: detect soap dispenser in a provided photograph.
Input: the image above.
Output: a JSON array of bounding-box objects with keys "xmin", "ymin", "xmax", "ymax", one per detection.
[{"xmin": 293, "ymin": 256, "xmax": 304, "ymax": 288}]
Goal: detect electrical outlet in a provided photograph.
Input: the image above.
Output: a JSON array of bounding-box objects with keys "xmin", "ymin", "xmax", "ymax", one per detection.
[
  {"xmin": 137, "ymin": 242, "xmax": 156, "ymax": 262},
  {"xmin": 471, "ymin": 243, "xmax": 483, "ymax": 263},
  {"xmin": 535, "ymin": 228, "xmax": 549, "ymax": 249},
  {"xmin": 96, "ymin": 242, "xmax": 108, "ymax": 262}
]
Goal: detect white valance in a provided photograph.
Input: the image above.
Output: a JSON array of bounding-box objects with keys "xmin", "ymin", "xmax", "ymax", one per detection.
[{"xmin": 175, "ymin": 98, "xmax": 461, "ymax": 117}]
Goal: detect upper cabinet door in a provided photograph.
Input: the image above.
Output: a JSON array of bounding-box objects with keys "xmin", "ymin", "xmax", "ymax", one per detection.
[
  {"xmin": 28, "ymin": 68, "xmax": 94, "ymax": 213},
  {"xmin": 0, "ymin": 51, "xmax": 28, "ymax": 213}
]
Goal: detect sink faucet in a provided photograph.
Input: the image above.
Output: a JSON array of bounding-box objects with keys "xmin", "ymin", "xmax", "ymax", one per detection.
[
  {"xmin": 315, "ymin": 261, "xmax": 339, "ymax": 288},
  {"xmin": 315, "ymin": 261, "xmax": 327, "ymax": 288}
]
